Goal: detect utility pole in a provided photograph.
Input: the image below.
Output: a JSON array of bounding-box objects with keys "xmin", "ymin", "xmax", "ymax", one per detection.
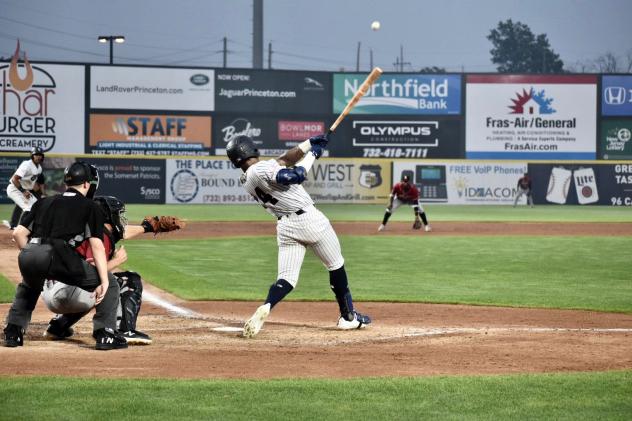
[
  {"xmin": 393, "ymin": 45, "xmax": 410, "ymax": 72},
  {"xmin": 356, "ymin": 42, "xmax": 361, "ymax": 71},
  {"xmin": 223, "ymin": 37, "xmax": 227, "ymax": 68},
  {"xmin": 370, "ymin": 48, "xmax": 373, "ymax": 70},
  {"xmin": 252, "ymin": 0, "xmax": 263, "ymax": 68},
  {"xmin": 268, "ymin": 42, "xmax": 272, "ymax": 69}
]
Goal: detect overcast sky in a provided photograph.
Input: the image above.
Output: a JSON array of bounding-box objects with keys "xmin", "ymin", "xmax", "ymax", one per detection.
[{"xmin": 1, "ymin": 0, "xmax": 630, "ymax": 72}]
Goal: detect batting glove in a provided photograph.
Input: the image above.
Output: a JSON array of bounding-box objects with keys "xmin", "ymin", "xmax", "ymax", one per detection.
[
  {"xmin": 311, "ymin": 144, "xmax": 325, "ymax": 159},
  {"xmin": 309, "ymin": 134, "xmax": 329, "ymax": 148}
]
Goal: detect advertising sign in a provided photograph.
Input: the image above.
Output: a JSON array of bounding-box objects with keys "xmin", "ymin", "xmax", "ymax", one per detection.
[
  {"xmin": 599, "ymin": 119, "xmax": 632, "ymax": 160},
  {"xmin": 1, "ymin": 44, "xmax": 85, "ymax": 153},
  {"xmin": 89, "ymin": 114, "xmax": 212, "ymax": 156},
  {"xmin": 602, "ymin": 76, "xmax": 632, "ymax": 116},
  {"xmin": 333, "ymin": 73, "xmax": 461, "ymax": 115},
  {"xmin": 465, "ymin": 75, "xmax": 597, "ymax": 159},
  {"xmin": 92, "ymin": 158, "xmax": 165, "ymax": 203},
  {"xmin": 166, "ymin": 158, "xmax": 249, "ymax": 204},
  {"xmin": 213, "ymin": 115, "xmax": 327, "ymax": 157},
  {"xmin": 0, "ymin": 157, "xmax": 21, "ymax": 203},
  {"xmin": 302, "ymin": 158, "xmax": 392, "ymax": 203},
  {"xmin": 90, "ymin": 66, "xmax": 214, "ymax": 111},
  {"xmin": 215, "ymin": 70, "xmax": 331, "ymax": 114},
  {"xmin": 328, "ymin": 116, "xmax": 463, "ymax": 158},
  {"xmin": 529, "ymin": 163, "xmax": 632, "ymax": 206},
  {"xmin": 393, "ymin": 161, "xmax": 527, "ymax": 204}
]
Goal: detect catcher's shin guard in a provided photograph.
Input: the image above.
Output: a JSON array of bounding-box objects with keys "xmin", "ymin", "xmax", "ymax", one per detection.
[{"xmin": 115, "ymin": 271, "xmax": 143, "ymax": 332}]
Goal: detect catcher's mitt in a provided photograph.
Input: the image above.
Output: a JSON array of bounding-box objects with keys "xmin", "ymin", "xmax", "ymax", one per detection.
[
  {"xmin": 412, "ymin": 219, "xmax": 422, "ymax": 230},
  {"xmin": 142, "ymin": 216, "xmax": 186, "ymax": 234}
]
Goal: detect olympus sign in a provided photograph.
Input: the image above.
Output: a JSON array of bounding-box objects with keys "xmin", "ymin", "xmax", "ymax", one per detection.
[{"xmin": 352, "ymin": 120, "xmax": 439, "ymax": 147}]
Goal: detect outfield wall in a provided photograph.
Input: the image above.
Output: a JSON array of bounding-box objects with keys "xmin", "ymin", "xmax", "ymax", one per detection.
[
  {"xmin": 1, "ymin": 155, "xmax": 630, "ymax": 207},
  {"xmin": 1, "ymin": 44, "xmax": 630, "ymax": 206}
]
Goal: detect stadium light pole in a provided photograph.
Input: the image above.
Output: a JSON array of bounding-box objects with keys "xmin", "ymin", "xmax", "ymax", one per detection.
[{"xmin": 98, "ymin": 35, "xmax": 125, "ymax": 64}]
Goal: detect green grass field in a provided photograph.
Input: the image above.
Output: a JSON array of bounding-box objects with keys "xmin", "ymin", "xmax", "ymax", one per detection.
[
  {"xmin": 0, "ymin": 274, "xmax": 15, "ymax": 303},
  {"xmin": 1, "ymin": 204, "xmax": 630, "ymax": 419},
  {"xmin": 4, "ymin": 203, "xmax": 631, "ymax": 223},
  {"xmin": 127, "ymin": 203, "xmax": 632, "ymax": 222},
  {"xmin": 1, "ymin": 371, "xmax": 630, "ymax": 421},
  {"xmin": 124, "ymin": 235, "xmax": 632, "ymax": 312}
]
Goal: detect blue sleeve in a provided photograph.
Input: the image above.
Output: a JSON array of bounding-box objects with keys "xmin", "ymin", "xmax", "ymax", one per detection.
[{"xmin": 275, "ymin": 167, "xmax": 306, "ymax": 185}]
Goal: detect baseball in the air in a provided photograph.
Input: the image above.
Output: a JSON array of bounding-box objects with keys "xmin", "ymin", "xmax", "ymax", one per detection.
[{"xmin": 371, "ymin": 20, "xmax": 381, "ymax": 31}]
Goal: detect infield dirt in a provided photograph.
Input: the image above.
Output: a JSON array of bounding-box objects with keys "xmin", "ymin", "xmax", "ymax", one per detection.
[{"xmin": 1, "ymin": 221, "xmax": 631, "ymax": 379}]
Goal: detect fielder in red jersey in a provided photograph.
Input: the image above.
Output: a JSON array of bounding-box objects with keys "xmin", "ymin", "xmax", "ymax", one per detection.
[{"xmin": 378, "ymin": 175, "xmax": 431, "ymax": 232}]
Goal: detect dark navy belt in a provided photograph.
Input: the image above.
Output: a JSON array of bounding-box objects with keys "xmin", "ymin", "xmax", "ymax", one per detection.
[{"xmin": 277, "ymin": 209, "xmax": 306, "ymax": 220}]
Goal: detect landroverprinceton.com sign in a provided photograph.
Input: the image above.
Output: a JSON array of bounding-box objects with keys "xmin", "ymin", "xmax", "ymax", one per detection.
[{"xmin": 90, "ymin": 66, "xmax": 214, "ymax": 111}]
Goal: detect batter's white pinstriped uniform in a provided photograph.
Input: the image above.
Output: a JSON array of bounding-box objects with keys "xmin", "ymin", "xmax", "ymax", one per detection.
[{"xmin": 241, "ymin": 159, "xmax": 344, "ymax": 287}]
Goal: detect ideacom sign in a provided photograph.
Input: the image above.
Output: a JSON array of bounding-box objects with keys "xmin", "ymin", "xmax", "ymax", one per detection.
[
  {"xmin": 215, "ymin": 70, "xmax": 332, "ymax": 114},
  {"xmin": 0, "ymin": 41, "xmax": 85, "ymax": 153}
]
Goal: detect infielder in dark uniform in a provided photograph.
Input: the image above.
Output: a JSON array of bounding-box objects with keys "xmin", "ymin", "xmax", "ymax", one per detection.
[
  {"xmin": 226, "ymin": 134, "xmax": 371, "ymax": 338},
  {"xmin": 378, "ymin": 175, "xmax": 431, "ymax": 232},
  {"xmin": 3, "ymin": 162, "xmax": 127, "ymax": 350},
  {"xmin": 513, "ymin": 172, "xmax": 534, "ymax": 207}
]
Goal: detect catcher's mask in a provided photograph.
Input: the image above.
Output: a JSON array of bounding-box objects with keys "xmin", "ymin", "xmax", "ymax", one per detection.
[
  {"xmin": 226, "ymin": 135, "xmax": 260, "ymax": 168},
  {"xmin": 64, "ymin": 162, "xmax": 99, "ymax": 198},
  {"xmin": 94, "ymin": 195, "xmax": 127, "ymax": 243}
]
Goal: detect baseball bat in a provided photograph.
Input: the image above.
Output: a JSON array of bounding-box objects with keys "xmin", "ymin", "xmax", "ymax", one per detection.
[{"xmin": 328, "ymin": 67, "xmax": 383, "ymax": 135}]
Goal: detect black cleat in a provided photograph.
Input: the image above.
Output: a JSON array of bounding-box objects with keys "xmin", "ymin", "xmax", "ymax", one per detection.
[
  {"xmin": 120, "ymin": 329, "xmax": 152, "ymax": 345},
  {"xmin": 44, "ymin": 318, "xmax": 75, "ymax": 340},
  {"xmin": 4, "ymin": 323, "xmax": 24, "ymax": 347},
  {"xmin": 93, "ymin": 327, "xmax": 128, "ymax": 350}
]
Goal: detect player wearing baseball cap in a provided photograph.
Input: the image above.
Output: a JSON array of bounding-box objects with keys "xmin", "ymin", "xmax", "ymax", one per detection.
[
  {"xmin": 378, "ymin": 175, "xmax": 431, "ymax": 232},
  {"xmin": 226, "ymin": 134, "xmax": 371, "ymax": 338}
]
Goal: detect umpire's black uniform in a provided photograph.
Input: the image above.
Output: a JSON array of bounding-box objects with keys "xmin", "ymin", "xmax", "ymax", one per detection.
[{"xmin": 3, "ymin": 162, "xmax": 122, "ymax": 349}]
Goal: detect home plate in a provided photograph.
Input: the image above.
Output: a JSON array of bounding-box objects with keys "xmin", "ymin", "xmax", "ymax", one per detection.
[{"xmin": 212, "ymin": 326, "xmax": 244, "ymax": 333}]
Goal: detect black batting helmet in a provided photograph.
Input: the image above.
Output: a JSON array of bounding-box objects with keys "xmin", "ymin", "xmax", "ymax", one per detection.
[
  {"xmin": 94, "ymin": 196, "xmax": 127, "ymax": 243},
  {"xmin": 30, "ymin": 146, "xmax": 44, "ymax": 158},
  {"xmin": 226, "ymin": 135, "xmax": 260, "ymax": 167},
  {"xmin": 64, "ymin": 162, "xmax": 99, "ymax": 198}
]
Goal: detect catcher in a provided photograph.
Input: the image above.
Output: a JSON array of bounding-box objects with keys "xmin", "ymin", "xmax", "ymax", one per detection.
[
  {"xmin": 41, "ymin": 196, "xmax": 185, "ymax": 345},
  {"xmin": 378, "ymin": 175, "xmax": 431, "ymax": 232}
]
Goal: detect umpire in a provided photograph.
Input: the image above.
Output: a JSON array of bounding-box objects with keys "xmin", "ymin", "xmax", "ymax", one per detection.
[{"xmin": 3, "ymin": 162, "xmax": 127, "ymax": 350}]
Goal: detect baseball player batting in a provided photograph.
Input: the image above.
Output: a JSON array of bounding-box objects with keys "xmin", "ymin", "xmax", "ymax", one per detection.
[
  {"xmin": 378, "ymin": 175, "xmax": 431, "ymax": 232},
  {"xmin": 226, "ymin": 134, "xmax": 371, "ymax": 338}
]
